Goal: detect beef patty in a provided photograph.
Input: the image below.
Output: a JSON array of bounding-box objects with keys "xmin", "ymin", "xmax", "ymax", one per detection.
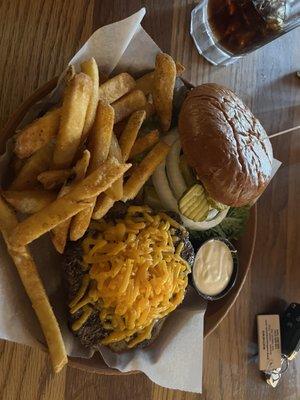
[{"xmin": 62, "ymin": 204, "xmax": 194, "ymax": 352}]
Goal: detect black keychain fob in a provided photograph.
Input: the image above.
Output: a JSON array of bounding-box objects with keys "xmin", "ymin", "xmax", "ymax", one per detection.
[{"xmin": 280, "ymin": 303, "xmax": 300, "ymax": 360}]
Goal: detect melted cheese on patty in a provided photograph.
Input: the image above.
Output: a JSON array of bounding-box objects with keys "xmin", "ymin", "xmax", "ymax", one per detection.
[{"xmin": 70, "ymin": 206, "xmax": 190, "ymax": 348}]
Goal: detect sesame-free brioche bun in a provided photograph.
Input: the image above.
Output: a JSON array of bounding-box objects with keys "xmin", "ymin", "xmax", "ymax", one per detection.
[{"xmin": 178, "ymin": 83, "xmax": 273, "ymax": 207}]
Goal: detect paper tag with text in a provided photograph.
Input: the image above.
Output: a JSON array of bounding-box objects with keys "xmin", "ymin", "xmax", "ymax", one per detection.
[{"xmin": 257, "ymin": 315, "xmax": 281, "ymax": 371}]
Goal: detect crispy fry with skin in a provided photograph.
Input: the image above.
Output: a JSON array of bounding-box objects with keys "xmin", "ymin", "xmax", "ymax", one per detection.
[
  {"xmin": 129, "ymin": 129, "xmax": 159, "ymax": 158},
  {"xmin": 16, "ymin": 195, "xmax": 88, "ymax": 246},
  {"xmin": 38, "ymin": 169, "xmax": 72, "ymax": 190},
  {"xmin": 53, "ymin": 73, "xmax": 92, "ymax": 169},
  {"xmin": 72, "ymin": 149, "xmax": 90, "ymax": 178},
  {"xmin": 98, "ymin": 73, "xmax": 136, "ymax": 104},
  {"xmin": 69, "ymin": 104, "xmax": 114, "ymax": 241},
  {"xmin": 2, "ymin": 190, "xmax": 56, "ymax": 214},
  {"xmin": 135, "ymin": 72, "xmax": 154, "ymax": 96},
  {"xmin": 92, "ymin": 193, "xmax": 115, "ymax": 220},
  {"xmin": 92, "ymin": 112, "xmax": 146, "ymax": 220},
  {"xmin": 71, "ymin": 130, "xmax": 120, "ymax": 240},
  {"xmin": 50, "ymin": 185, "xmax": 72, "ymax": 253},
  {"xmin": 112, "ymin": 90, "xmax": 147, "ymax": 124},
  {"xmin": 67, "ymin": 180, "xmax": 94, "ymax": 243},
  {"xmin": 105, "ymin": 133, "xmax": 123, "ymax": 200},
  {"xmin": 10, "ymin": 142, "xmax": 54, "ymax": 190},
  {"xmin": 88, "ymin": 101, "xmax": 114, "ymax": 172},
  {"xmin": 135, "ymin": 61, "xmax": 185, "ymax": 95},
  {"xmin": 69, "ymin": 201, "xmax": 94, "ymax": 241},
  {"xmin": 80, "ymin": 58, "xmax": 99, "ymax": 143},
  {"xmin": 14, "ymin": 108, "xmax": 60, "ymax": 159},
  {"xmin": 119, "ymin": 110, "xmax": 146, "ymax": 161},
  {"xmin": 153, "ymin": 53, "xmax": 176, "ymax": 132},
  {"xmin": 0, "ymin": 196, "xmax": 67, "ymax": 372},
  {"xmin": 51, "ymin": 150, "xmax": 90, "ymax": 253},
  {"xmin": 123, "ymin": 141, "xmax": 170, "ymax": 201},
  {"xmin": 93, "ymin": 141, "xmax": 169, "ymax": 220},
  {"xmin": 11, "ymin": 159, "xmax": 131, "ymax": 247}
]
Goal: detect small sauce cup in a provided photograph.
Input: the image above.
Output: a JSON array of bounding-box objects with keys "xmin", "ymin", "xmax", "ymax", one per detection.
[{"xmin": 191, "ymin": 237, "xmax": 238, "ymax": 301}]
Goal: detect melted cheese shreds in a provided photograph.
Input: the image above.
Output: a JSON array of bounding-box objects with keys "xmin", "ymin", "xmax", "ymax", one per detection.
[
  {"xmin": 71, "ymin": 306, "xmax": 92, "ymax": 331},
  {"xmin": 76, "ymin": 208, "xmax": 189, "ymax": 347}
]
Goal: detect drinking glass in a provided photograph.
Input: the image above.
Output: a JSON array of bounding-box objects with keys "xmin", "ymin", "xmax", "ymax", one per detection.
[{"xmin": 191, "ymin": 0, "xmax": 300, "ymax": 66}]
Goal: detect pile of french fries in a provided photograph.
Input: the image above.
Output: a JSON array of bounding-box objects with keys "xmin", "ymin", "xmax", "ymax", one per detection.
[{"xmin": 0, "ymin": 53, "xmax": 183, "ymax": 372}]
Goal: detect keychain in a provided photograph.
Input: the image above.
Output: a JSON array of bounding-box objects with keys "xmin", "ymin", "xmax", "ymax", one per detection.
[{"xmin": 263, "ymin": 303, "xmax": 300, "ymax": 387}]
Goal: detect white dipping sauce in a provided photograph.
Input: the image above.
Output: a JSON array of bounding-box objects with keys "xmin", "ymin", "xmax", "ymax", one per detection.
[{"xmin": 193, "ymin": 240, "xmax": 233, "ymax": 296}]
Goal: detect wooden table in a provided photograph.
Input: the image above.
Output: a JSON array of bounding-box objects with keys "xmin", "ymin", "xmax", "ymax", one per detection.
[{"xmin": 0, "ymin": 1, "xmax": 299, "ymax": 399}]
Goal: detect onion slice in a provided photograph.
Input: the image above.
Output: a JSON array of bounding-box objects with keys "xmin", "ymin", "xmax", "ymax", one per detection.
[
  {"xmin": 166, "ymin": 139, "xmax": 187, "ymax": 199},
  {"xmin": 162, "ymin": 128, "xmax": 179, "ymax": 146},
  {"xmin": 180, "ymin": 208, "xmax": 229, "ymax": 231},
  {"xmin": 152, "ymin": 128, "xmax": 179, "ymax": 212},
  {"xmin": 152, "ymin": 160, "xmax": 178, "ymax": 212}
]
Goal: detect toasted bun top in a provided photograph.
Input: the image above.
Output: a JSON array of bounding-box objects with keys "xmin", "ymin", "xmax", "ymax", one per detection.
[{"xmin": 178, "ymin": 83, "xmax": 273, "ymax": 207}]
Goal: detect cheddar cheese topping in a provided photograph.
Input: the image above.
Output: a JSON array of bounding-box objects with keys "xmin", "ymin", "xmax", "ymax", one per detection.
[{"xmin": 70, "ymin": 206, "xmax": 190, "ymax": 348}]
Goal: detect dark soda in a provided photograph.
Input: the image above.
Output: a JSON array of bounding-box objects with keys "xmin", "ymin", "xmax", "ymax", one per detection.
[{"xmin": 207, "ymin": 0, "xmax": 285, "ymax": 55}]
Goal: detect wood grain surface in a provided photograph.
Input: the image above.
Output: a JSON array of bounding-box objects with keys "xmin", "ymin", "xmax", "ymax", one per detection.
[{"xmin": 0, "ymin": 1, "xmax": 299, "ymax": 399}]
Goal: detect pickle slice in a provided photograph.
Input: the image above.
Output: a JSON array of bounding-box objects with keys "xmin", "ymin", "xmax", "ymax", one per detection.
[
  {"xmin": 179, "ymin": 184, "xmax": 209, "ymax": 222},
  {"xmin": 207, "ymin": 196, "xmax": 228, "ymax": 211}
]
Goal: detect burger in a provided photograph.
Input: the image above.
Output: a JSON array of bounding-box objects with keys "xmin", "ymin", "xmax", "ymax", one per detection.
[
  {"xmin": 63, "ymin": 204, "xmax": 194, "ymax": 352},
  {"xmin": 179, "ymin": 83, "xmax": 273, "ymax": 207},
  {"xmin": 152, "ymin": 83, "xmax": 273, "ymax": 231}
]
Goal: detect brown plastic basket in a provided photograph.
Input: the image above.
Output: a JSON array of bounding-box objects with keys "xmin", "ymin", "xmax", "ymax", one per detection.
[{"xmin": 0, "ymin": 78, "xmax": 257, "ymax": 374}]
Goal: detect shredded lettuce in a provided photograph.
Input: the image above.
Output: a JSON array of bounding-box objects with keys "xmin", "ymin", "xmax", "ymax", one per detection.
[{"xmin": 189, "ymin": 206, "xmax": 251, "ymax": 246}]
